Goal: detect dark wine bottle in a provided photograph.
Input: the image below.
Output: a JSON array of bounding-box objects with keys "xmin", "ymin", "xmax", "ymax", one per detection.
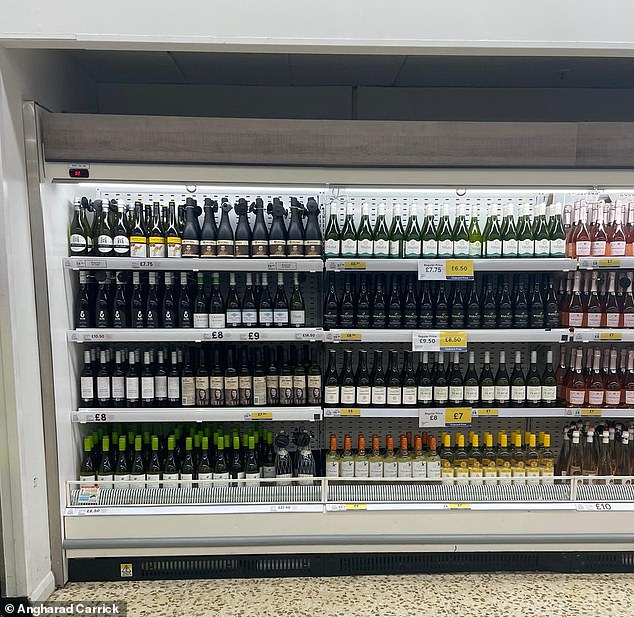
[
  {"xmin": 448, "ymin": 352, "xmax": 464, "ymax": 406},
  {"xmin": 304, "ymin": 197, "xmax": 322, "ymax": 257},
  {"xmin": 225, "ymin": 273, "xmax": 242, "ymax": 328},
  {"xmin": 161, "ymin": 272, "xmax": 176, "ymax": 328},
  {"xmin": 323, "ymin": 348, "xmax": 340, "ymax": 407},
  {"xmin": 165, "ymin": 200, "xmax": 182, "ymax": 258},
  {"xmin": 258, "ymin": 273, "xmax": 273, "ymax": 327},
  {"xmin": 200, "ymin": 198, "xmax": 218, "ymax": 258},
  {"xmin": 402, "ymin": 277, "xmax": 418, "ymax": 328},
  {"xmin": 234, "ymin": 198, "xmax": 252, "ymax": 258},
  {"xmin": 371, "ymin": 350, "xmax": 386, "ymax": 407},
  {"xmin": 112, "ymin": 271, "xmax": 128, "ymax": 328},
  {"xmin": 216, "ymin": 198, "xmax": 235, "ymax": 257},
  {"xmin": 287, "ymin": 197, "xmax": 305, "ymax": 257},
  {"xmin": 210, "ymin": 347, "xmax": 224, "ymax": 406},
  {"xmin": 497, "ymin": 277, "xmax": 513, "ymax": 328},
  {"xmin": 416, "ymin": 351, "xmax": 433, "ymax": 408},
  {"xmin": 238, "ymin": 347, "xmax": 254, "ymax": 406},
  {"xmin": 266, "ymin": 347, "xmax": 280, "ymax": 405},
  {"xmin": 432, "ymin": 352, "xmax": 448, "ymax": 406},
  {"xmin": 125, "ymin": 352, "xmax": 139, "ymax": 408},
  {"xmin": 339, "ymin": 275, "xmax": 355, "ymax": 328},
  {"xmin": 94, "ymin": 271, "xmax": 110, "ymax": 328},
  {"xmin": 510, "ymin": 350, "xmax": 526, "ymax": 407},
  {"xmin": 371, "ymin": 275, "xmax": 387, "ymax": 328},
  {"xmin": 434, "ymin": 282, "xmax": 450, "ymax": 328},
  {"xmin": 148, "ymin": 201, "xmax": 166, "ymax": 258},
  {"xmin": 401, "ymin": 350, "xmax": 418, "ymax": 407},
  {"xmin": 387, "ymin": 275, "xmax": 403, "ymax": 328},
  {"xmin": 307, "ymin": 348, "xmax": 322, "ymax": 406},
  {"xmin": 195, "ymin": 348, "xmax": 210, "ymax": 407},
  {"xmin": 178, "ymin": 272, "xmax": 193, "ymax": 328},
  {"xmin": 340, "ymin": 350, "xmax": 356, "ymax": 406},
  {"xmin": 273, "ymin": 273, "xmax": 289, "ymax": 327},
  {"xmin": 289, "ymin": 272, "xmax": 306, "ymax": 327},
  {"xmin": 145, "ymin": 272, "xmax": 159, "ymax": 328},
  {"xmin": 279, "ymin": 347, "xmax": 294, "ymax": 405},
  {"xmin": 386, "ymin": 350, "xmax": 402, "ymax": 407},
  {"xmin": 181, "ymin": 198, "xmax": 200, "ymax": 258},
  {"xmin": 208, "ymin": 272, "xmax": 225, "ymax": 329},
  {"xmin": 76, "ymin": 271, "xmax": 91, "ymax": 328},
  {"xmin": 323, "ymin": 277, "xmax": 340, "ymax": 329},
  {"xmin": 69, "ymin": 198, "xmax": 90, "ymax": 256},
  {"xmin": 355, "ymin": 276, "xmax": 371, "ymax": 328},
  {"xmin": 80, "ymin": 349, "xmax": 94, "ymax": 406},
  {"xmin": 268, "ymin": 198, "xmax": 288, "ymax": 257},
  {"xmin": 224, "ymin": 347, "xmax": 239, "ymax": 407},
  {"xmin": 418, "ymin": 282, "xmax": 434, "ymax": 328},
  {"xmin": 129, "ymin": 201, "xmax": 148, "ymax": 258},
  {"xmin": 480, "ymin": 276, "xmax": 497, "ymax": 329},
  {"xmin": 251, "ymin": 198, "xmax": 269, "ymax": 257}
]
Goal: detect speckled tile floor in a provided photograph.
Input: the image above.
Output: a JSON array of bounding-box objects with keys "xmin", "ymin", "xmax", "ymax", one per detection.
[{"xmin": 49, "ymin": 573, "xmax": 634, "ymax": 617}]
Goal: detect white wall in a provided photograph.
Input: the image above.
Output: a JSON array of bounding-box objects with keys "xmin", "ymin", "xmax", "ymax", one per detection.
[
  {"xmin": 0, "ymin": 48, "xmax": 95, "ymax": 598},
  {"xmin": 1, "ymin": 0, "xmax": 634, "ymax": 55}
]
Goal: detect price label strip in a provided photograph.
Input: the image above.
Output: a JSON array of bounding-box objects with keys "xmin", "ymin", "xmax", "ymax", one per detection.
[
  {"xmin": 418, "ymin": 259, "xmax": 474, "ymax": 281},
  {"xmin": 245, "ymin": 411, "xmax": 273, "ymax": 421},
  {"xmin": 337, "ymin": 332, "xmax": 363, "ymax": 342},
  {"xmin": 599, "ymin": 332, "xmax": 623, "ymax": 341},
  {"xmin": 343, "ymin": 260, "xmax": 367, "ymax": 270},
  {"xmin": 474, "ymin": 408, "xmax": 499, "ymax": 417},
  {"xmin": 580, "ymin": 408, "xmax": 602, "ymax": 417},
  {"xmin": 579, "ymin": 257, "xmax": 622, "ymax": 269},
  {"xmin": 412, "ymin": 331, "xmax": 440, "ymax": 352}
]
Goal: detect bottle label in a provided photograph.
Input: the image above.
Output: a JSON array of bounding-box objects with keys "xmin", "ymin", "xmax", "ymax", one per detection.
[
  {"xmin": 397, "ymin": 461, "xmax": 412, "ymax": 478},
  {"xmin": 141, "ymin": 376, "xmax": 154, "ymax": 400},
  {"xmin": 624, "ymin": 313, "xmax": 634, "ymax": 328},
  {"xmin": 193, "ymin": 313, "xmax": 209, "ymax": 328},
  {"xmin": 480, "ymin": 385, "xmax": 495, "ymax": 403},
  {"xmin": 80, "ymin": 376, "xmax": 94, "ymax": 400},
  {"xmin": 195, "ymin": 377, "xmax": 210, "ymax": 406},
  {"xmin": 387, "ymin": 387, "xmax": 402, "ymax": 406},
  {"xmin": 260, "ymin": 466, "xmax": 276, "ymax": 479},
  {"xmin": 97, "ymin": 376, "xmax": 110, "ymax": 400},
  {"xmin": 494, "ymin": 385, "xmax": 510, "ymax": 402},
  {"xmin": 96, "ymin": 475, "xmax": 113, "ymax": 489},
  {"xmin": 356, "ymin": 386, "xmax": 371, "ymax": 405},
  {"xmin": 541, "ymin": 385, "xmax": 556, "ymax": 403},
  {"xmin": 469, "ymin": 240, "xmax": 482, "ymax": 257},
  {"xmin": 290, "ymin": 310, "xmax": 306, "ymax": 326},
  {"xmin": 70, "ymin": 234, "xmax": 87, "ymax": 253},
  {"xmin": 526, "ymin": 385, "xmax": 542, "ymax": 403},
  {"xmin": 433, "ymin": 386, "xmax": 448, "ymax": 404},
  {"xmin": 242, "ymin": 309, "xmax": 257, "ymax": 325},
  {"xmin": 463, "ymin": 385, "xmax": 479, "ymax": 403},
  {"xmin": 269, "ymin": 239, "xmax": 287, "ymax": 256},
  {"xmin": 287, "ymin": 241, "xmax": 304, "ymax": 257},
  {"xmin": 266, "ymin": 375, "xmax": 279, "ymax": 404},
  {"xmin": 274, "ymin": 310, "xmax": 289, "ymax": 325},
  {"xmin": 437, "ymin": 239, "xmax": 453, "ymax": 257},
  {"xmin": 324, "ymin": 238, "xmax": 341, "ymax": 257},
  {"xmin": 252, "ymin": 240, "xmax": 269, "ymax": 257},
  {"xmin": 226, "ymin": 310, "xmax": 242, "ymax": 325},
  {"xmin": 211, "ymin": 472, "xmax": 229, "ymax": 487},
  {"xmin": 256, "ymin": 309, "xmax": 272, "ymax": 326},
  {"xmin": 112, "ymin": 376, "xmax": 125, "ymax": 400},
  {"xmin": 610, "ymin": 240, "xmax": 626, "ymax": 256},
  {"xmin": 167, "ymin": 376, "xmax": 180, "ymax": 400},
  {"xmin": 626, "ymin": 390, "xmax": 634, "ymax": 405},
  {"xmin": 125, "ymin": 377, "xmax": 139, "ymax": 401},
  {"xmin": 373, "ymin": 238, "xmax": 389, "ymax": 258},
  {"xmin": 497, "ymin": 469, "xmax": 512, "ymax": 485},
  {"xmin": 412, "ymin": 460, "xmax": 426, "ymax": 478},
  {"xmin": 588, "ymin": 390, "xmax": 604, "ymax": 406},
  {"xmin": 129, "ymin": 240, "xmax": 147, "ymax": 257},
  {"xmin": 279, "ymin": 375, "xmax": 294, "ymax": 404},
  {"xmin": 340, "ymin": 460, "xmax": 355, "ymax": 478},
  {"xmin": 199, "ymin": 240, "xmax": 217, "ymax": 257},
  {"xmin": 383, "ymin": 461, "xmax": 398, "ymax": 478},
  {"xmin": 197, "ymin": 472, "xmax": 213, "ymax": 488},
  {"xmin": 421, "ymin": 460, "xmax": 439, "ymax": 479},
  {"xmin": 225, "ymin": 376, "xmax": 239, "ymax": 404},
  {"xmin": 354, "ymin": 460, "xmax": 370, "ymax": 478},
  {"xmin": 97, "ymin": 235, "xmax": 113, "ymax": 254},
  {"xmin": 181, "ymin": 376, "xmax": 196, "ymax": 406},
  {"xmin": 388, "ymin": 239, "xmax": 401, "ymax": 257},
  {"xmin": 341, "ymin": 386, "xmax": 356, "ymax": 405},
  {"xmin": 304, "ymin": 240, "xmax": 321, "ymax": 257},
  {"xmin": 182, "ymin": 239, "xmax": 200, "ymax": 257},
  {"xmin": 210, "ymin": 376, "xmax": 224, "ymax": 404},
  {"xmin": 369, "ymin": 461, "xmax": 384, "ymax": 478},
  {"xmin": 568, "ymin": 312, "xmax": 584, "ymax": 327},
  {"xmin": 180, "ymin": 474, "xmax": 194, "ymax": 485},
  {"xmin": 486, "ymin": 239, "xmax": 502, "ymax": 257},
  {"xmin": 449, "ymin": 385, "xmax": 464, "ymax": 404},
  {"xmin": 417, "ymin": 385, "xmax": 433, "ymax": 404},
  {"xmin": 502, "ymin": 239, "xmax": 518, "ymax": 257},
  {"xmin": 591, "ymin": 240, "xmax": 607, "ymax": 257},
  {"xmin": 371, "ymin": 386, "xmax": 387, "ymax": 405},
  {"xmin": 234, "ymin": 240, "xmax": 250, "ymax": 257},
  {"xmin": 518, "ymin": 239, "xmax": 534, "ymax": 257},
  {"xmin": 404, "ymin": 239, "xmax": 422, "ymax": 258},
  {"xmin": 534, "ymin": 238, "xmax": 550, "ymax": 257},
  {"xmin": 358, "ymin": 238, "xmax": 373, "ymax": 257},
  {"xmin": 129, "ymin": 473, "xmax": 145, "ymax": 485},
  {"xmin": 568, "ymin": 389, "xmax": 586, "ymax": 406},
  {"xmin": 511, "ymin": 385, "xmax": 526, "ymax": 403},
  {"xmin": 253, "ymin": 376, "xmax": 267, "ymax": 406},
  {"xmin": 209, "ymin": 313, "xmax": 226, "ymax": 329},
  {"xmin": 112, "ymin": 235, "xmax": 129, "ymax": 254},
  {"xmin": 216, "ymin": 240, "xmax": 235, "ymax": 257},
  {"xmin": 575, "ymin": 240, "xmax": 591, "ymax": 257},
  {"xmin": 341, "ymin": 238, "xmax": 358, "ymax": 257},
  {"xmin": 422, "ymin": 239, "xmax": 438, "ymax": 257},
  {"xmin": 292, "ymin": 375, "xmax": 306, "ymax": 404},
  {"xmin": 166, "ymin": 237, "xmax": 182, "ymax": 258},
  {"xmin": 587, "ymin": 312, "xmax": 602, "ymax": 328},
  {"xmin": 606, "ymin": 313, "xmax": 621, "ymax": 328},
  {"xmin": 239, "ymin": 376, "xmax": 253, "ymax": 404},
  {"xmin": 606, "ymin": 390, "xmax": 621, "ymax": 406},
  {"xmin": 453, "ymin": 239, "xmax": 469, "ymax": 257},
  {"xmin": 148, "ymin": 239, "xmax": 166, "ymax": 258},
  {"xmin": 549, "ymin": 238, "xmax": 566, "ymax": 257}
]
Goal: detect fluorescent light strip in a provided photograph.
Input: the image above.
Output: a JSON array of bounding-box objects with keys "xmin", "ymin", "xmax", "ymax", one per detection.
[{"xmin": 76, "ymin": 182, "xmax": 324, "ymax": 193}]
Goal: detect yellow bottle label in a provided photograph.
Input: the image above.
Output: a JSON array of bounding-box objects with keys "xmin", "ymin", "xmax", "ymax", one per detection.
[{"xmin": 130, "ymin": 236, "xmax": 146, "ymax": 244}]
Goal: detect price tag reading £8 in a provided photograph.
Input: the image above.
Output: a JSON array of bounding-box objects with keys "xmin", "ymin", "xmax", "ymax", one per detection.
[{"xmin": 419, "ymin": 409, "xmax": 446, "ymax": 428}]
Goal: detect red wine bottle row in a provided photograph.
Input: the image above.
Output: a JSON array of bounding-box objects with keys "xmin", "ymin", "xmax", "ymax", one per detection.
[
  {"xmin": 324, "ymin": 273, "xmax": 559, "ymax": 329},
  {"xmin": 559, "ymin": 270, "xmax": 634, "ymax": 328},
  {"xmin": 69, "ymin": 196, "xmax": 322, "ymax": 258},
  {"xmin": 79, "ymin": 344, "xmax": 322, "ymax": 408},
  {"xmin": 558, "ymin": 347, "xmax": 634, "ymax": 408},
  {"xmin": 565, "ymin": 199, "xmax": 634, "ymax": 258},
  {"xmin": 324, "ymin": 348, "xmax": 557, "ymax": 408},
  {"xmin": 76, "ymin": 270, "xmax": 308, "ymax": 329}
]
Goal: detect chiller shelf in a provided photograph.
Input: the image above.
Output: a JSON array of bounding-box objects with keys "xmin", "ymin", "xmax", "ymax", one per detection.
[
  {"xmin": 72, "ymin": 407, "xmax": 323, "ymax": 423},
  {"xmin": 325, "ymin": 257, "xmax": 576, "ymax": 272},
  {"xmin": 572, "ymin": 329, "xmax": 634, "ymax": 343},
  {"xmin": 68, "ymin": 328, "xmax": 324, "ymax": 343},
  {"xmin": 577, "ymin": 257, "xmax": 634, "ymax": 270},
  {"xmin": 63, "ymin": 256, "xmax": 324, "ymax": 273}
]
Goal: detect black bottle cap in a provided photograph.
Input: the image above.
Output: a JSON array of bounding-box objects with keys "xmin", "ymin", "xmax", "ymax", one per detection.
[
  {"xmin": 274, "ymin": 432, "xmax": 290, "ymax": 449},
  {"xmin": 294, "ymin": 431, "xmax": 311, "ymax": 449}
]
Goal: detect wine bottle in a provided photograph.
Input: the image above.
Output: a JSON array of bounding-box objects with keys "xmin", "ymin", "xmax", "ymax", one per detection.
[
  {"xmin": 247, "ymin": 197, "xmax": 269, "ymax": 257},
  {"xmin": 178, "ymin": 272, "xmax": 193, "ymax": 328},
  {"xmin": 402, "ymin": 350, "xmax": 418, "ymax": 407},
  {"xmin": 484, "ymin": 207, "xmax": 502, "ymax": 258},
  {"xmin": 463, "ymin": 351, "xmax": 479, "ymax": 406},
  {"xmin": 501, "ymin": 203, "xmax": 518, "ymax": 257},
  {"xmin": 448, "ymin": 352, "xmax": 464, "ymax": 406},
  {"xmin": 240, "ymin": 273, "xmax": 257, "ymax": 327},
  {"xmin": 112, "ymin": 200, "xmax": 130, "ymax": 256},
  {"xmin": 266, "ymin": 348, "xmax": 280, "ymax": 405},
  {"xmin": 340, "ymin": 202, "xmax": 358, "ymax": 258},
  {"xmin": 371, "ymin": 275, "xmax": 387, "ymax": 328},
  {"xmin": 339, "ymin": 275, "xmax": 355, "ymax": 328},
  {"xmin": 389, "ymin": 203, "xmax": 405, "ymax": 258},
  {"xmin": 181, "ymin": 349, "xmax": 196, "ymax": 407},
  {"xmin": 549, "ymin": 202, "xmax": 566, "ymax": 257},
  {"xmin": 166, "ymin": 351, "xmax": 180, "ymax": 407},
  {"xmin": 148, "ymin": 201, "xmax": 166, "ymax": 258},
  {"xmin": 80, "ymin": 349, "xmax": 95, "ymax": 407},
  {"xmin": 269, "ymin": 198, "xmax": 288, "ymax": 257},
  {"xmin": 355, "ymin": 349, "xmax": 372, "ymax": 407},
  {"xmin": 181, "ymin": 199, "xmax": 200, "ymax": 257},
  {"xmin": 287, "ymin": 197, "xmax": 305, "ymax": 257},
  {"xmin": 257, "ymin": 272, "xmax": 273, "ymax": 327},
  {"xmin": 273, "ymin": 273, "xmax": 289, "ymax": 327},
  {"xmin": 217, "ymin": 198, "xmax": 235, "ymax": 257},
  {"xmin": 69, "ymin": 198, "xmax": 90, "ymax": 255},
  {"xmin": 541, "ymin": 350, "xmax": 557, "ymax": 407},
  {"xmin": 479, "ymin": 351, "xmax": 495, "ymax": 406},
  {"xmin": 279, "ymin": 348, "xmax": 294, "ymax": 406},
  {"xmin": 289, "ymin": 273, "xmax": 306, "ymax": 327},
  {"xmin": 385, "ymin": 350, "xmax": 402, "ymax": 407},
  {"xmin": 224, "ymin": 348, "xmax": 239, "ymax": 407},
  {"xmin": 209, "ymin": 348, "xmax": 224, "ymax": 406},
  {"xmin": 162, "ymin": 200, "xmax": 181, "ymax": 258},
  {"xmin": 494, "ymin": 350, "xmax": 511, "ymax": 406},
  {"xmin": 415, "ymin": 351, "xmax": 432, "ymax": 408},
  {"xmin": 372, "ymin": 202, "xmax": 390, "ymax": 257},
  {"xmin": 205, "ymin": 272, "xmax": 224, "ymax": 329},
  {"xmin": 357, "ymin": 202, "xmax": 374, "ymax": 258},
  {"xmin": 436, "ymin": 204, "xmax": 453, "ymax": 258},
  {"xmin": 510, "ymin": 351, "xmax": 526, "ymax": 407},
  {"xmin": 113, "ymin": 436, "xmax": 130, "ymax": 489},
  {"xmin": 212, "ymin": 436, "xmax": 229, "ymax": 486},
  {"xmin": 323, "ymin": 349, "xmax": 340, "ymax": 407},
  {"xmin": 300, "ymin": 196, "xmax": 322, "ymax": 257},
  {"xmin": 421, "ymin": 206, "xmax": 438, "ymax": 257},
  {"xmin": 292, "ymin": 348, "xmax": 307, "ymax": 405},
  {"xmin": 533, "ymin": 202, "xmax": 551, "ymax": 258},
  {"xmin": 195, "ymin": 348, "xmax": 210, "ymax": 407},
  {"xmin": 232, "ymin": 197, "xmax": 252, "ymax": 258},
  {"xmin": 517, "ymin": 204, "xmax": 534, "ymax": 258},
  {"xmin": 193, "ymin": 272, "xmax": 209, "ymax": 329},
  {"xmin": 468, "ymin": 209, "xmax": 483, "ymax": 257},
  {"xmin": 238, "ymin": 348, "xmax": 253, "ymax": 406},
  {"xmin": 355, "ymin": 276, "xmax": 371, "ymax": 328},
  {"xmin": 324, "ymin": 202, "xmax": 341, "ymax": 258},
  {"xmin": 452, "ymin": 204, "xmax": 470, "ymax": 258},
  {"xmin": 111, "ymin": 350, "xmax": 125, "ymax": 408},
  {"xmin": 404, "ymin": 203, "xmax": 422, "ymax": 258},
  {"xmin": 387, "ymin": 275, "xmax": 403, "ymax": 328},
  {"xmin": 129, "ymin": 201, "xmax": 148, "ymax": 258},
  {"xmin": 94, "ymin": 201, "xmax": 115, "ymax": 256},
  {"xmin": 497, "ymin": 278, "xmax": 513, "ymax": 328},
  {"xmin": 339, "ymin": 349, "xmax": 356, "ymax": 406},
  {"xmin": 525, "ymin": 350, "xmax": 542, "ymax": 407},
  {"xmin": 161, "ymin": 272, "xmax": 176, "ymax": 328},
  {"xmin": 75, "ymin": 272, "xmax": 90, "ymax": 328},
  {"xmin": 200, "ymin": 198, "xmax": 218, "ymax": 258},
  {"xmin": 225, "ymin": 272, "xmax": 242, "ymax": 328}
]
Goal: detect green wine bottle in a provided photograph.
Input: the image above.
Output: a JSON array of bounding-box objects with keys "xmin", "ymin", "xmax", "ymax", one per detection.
[
  {"xmin": 533, "ymin": 202, "xmax": 550, "ymax": 258},
  {"xmin": 372, "ymin": 202, "xmax": 390, "ymax": 257},
  {"xmin": 388, "ymin": 203, "xmax": 404, "ymax": 258},
  {"xmin": 340, "ymin": 202, "xmax": 358, "ymax": 257},
  {"xmin": 421, "ymin": 205, "xmax": 438, "ymax": 257},
  {"xmin": 484, "ymin": 207, "xmax": 502, "ymax": 258},
  {"xmin": 452, "ymin": 203, "xmax": 469, "ymax": 258},
  {"xmin": 436, "ymin": 204, "xmax": 453, "ymax": 258},
  {"xmin": 468, "ymin": 210, "xmax": 483, "ymax": 257},
  {"xmin": 324, "ymin": 201, "xmax": 341, "ymax": 258},
  {"xmin": 356, "ymin": 202, "xmax": 374, "ymax": 258},
  {"xmin": 501, "ymin": 203, "xmax": 518, "ymax": 257},
  {"xmin": 517, "ymin": 204, "xmax": 535, "ymax": 257},
  {"xmin": 403, "ymin": 202, "xmax": 422, "ymax": 258},
  {"xmin": 548, "ymin": 202, "xmax": 566, "ymax": 257}
]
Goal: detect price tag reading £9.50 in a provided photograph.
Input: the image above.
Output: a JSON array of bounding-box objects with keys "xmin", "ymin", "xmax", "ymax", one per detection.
[{"xmin": 412, "ymin": 331, "xmax": 440, "ymax": 352}]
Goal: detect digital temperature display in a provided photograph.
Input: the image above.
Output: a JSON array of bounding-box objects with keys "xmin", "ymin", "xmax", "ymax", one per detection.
[{"xmin": 69, "ymin": 168, "xmax": 89, "ymax": 178}]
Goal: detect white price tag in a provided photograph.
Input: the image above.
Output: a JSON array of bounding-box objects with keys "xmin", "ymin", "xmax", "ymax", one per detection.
[
  {"xmin": 412, "ymin": 331, "xmax": 440, "ymax": 352},
  {"xmin": 84, "ymin": 259, "xmax": 107, "ymax": 269},
  {"xmin": 270, "ymin": 504, "xmax": 299, "ymax": 512},
  {"xmin": 419, "ymin": 409, "xmax": 446, "ymax": 428},
  {"xmin": 295, "ymin": 330, "xmax": 319, "ymax": 341},
  {"xmin": 276, "ymin": 261, "xmax": 298, "ymax": 271},
  {"xmin": 240, "ymin": 331, "xmax": 262, "ymax": 341},
  {"xmin": 83, "ymin": 332, "xmax": 112, "ymax": 342},
  {"xmin": 203, "ymin": 330, "xmax": 228, "ymax": 341},
  {"xmin": 576, "ymin": 502, "xmax": 613, "ymax": 511},
  {"xmin": 131, "ymin": 260, "xmax": 157, "ymax": 269},
  {"xmin": 83, "ymin": 412, "xmax": 112, "ymax": 423},
  {"xmin": 418, "ymin": 260, "xmax": 445, "ymax": 280}
]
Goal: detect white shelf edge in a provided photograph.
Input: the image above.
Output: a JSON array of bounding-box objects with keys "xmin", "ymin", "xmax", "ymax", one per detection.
[
  {"xmin": 326, "ymin": 328, "xmax": 572, "ymax": 343},
  {"xmin": 73, "ymin": 407, "xmax": 323, "ymax": 423},
  {"xmin": 572, "ymin": 329, "xmax": 634, "ymax": 343},
  {"xmin": 64, "ymin": 256, "xmax": 324, "ymax": 272},
  {"xmin": 65, "ymin": 504, "xmax": 324, "ymax": 516}
]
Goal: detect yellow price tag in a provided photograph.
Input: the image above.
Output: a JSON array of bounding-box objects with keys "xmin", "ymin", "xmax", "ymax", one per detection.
[
  {"xmin": 345, "ymin": 503, "xmax": 367, "ymax": 511},
  {"xmin": 339, "ymin": 333, "xmax": 363, "ymax": 341},
  {"xmin": 446, "ymin": 259, "xmax": 474, "ymax": 279},
  {"xmin": 343, "ymin": 260, "xmax": 367, "ymax": 270},
  {"xmin": 581, "ymin": 408, "xmax": 602, "ymax": 417},
  {"xmin": 250, "ymin": 411, "xmax": 273, "ymax": 420},
  {"xmin": 339, "ymin": 408, "xmax": 361, "ymax": 416},
  {"xmin": 447, "ymin": 503, "xmax": 471, "ymax": 510},
  {"xmin": 439, "ymin": 330, "xmax": 467, "ymax": 350},
  {"xmin": 445, "ymin": 407, "xmax": 472, "ymax": 425},
  {"xmin": 599, "ymin": 258, "xmax": 621, "ymax": 268},
  {"xmin": 599, "ymin": 332, "xmax": 623, "ymax": 341},
  {"xmin": 475, "ymin": 408, "xmax": 499, "ymax": 417}
]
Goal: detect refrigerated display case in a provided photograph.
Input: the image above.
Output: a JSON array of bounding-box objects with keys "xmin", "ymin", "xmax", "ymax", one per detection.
[{"xmin": 24, "ymin": 102, "xmax": 634, "ymax": 582}]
